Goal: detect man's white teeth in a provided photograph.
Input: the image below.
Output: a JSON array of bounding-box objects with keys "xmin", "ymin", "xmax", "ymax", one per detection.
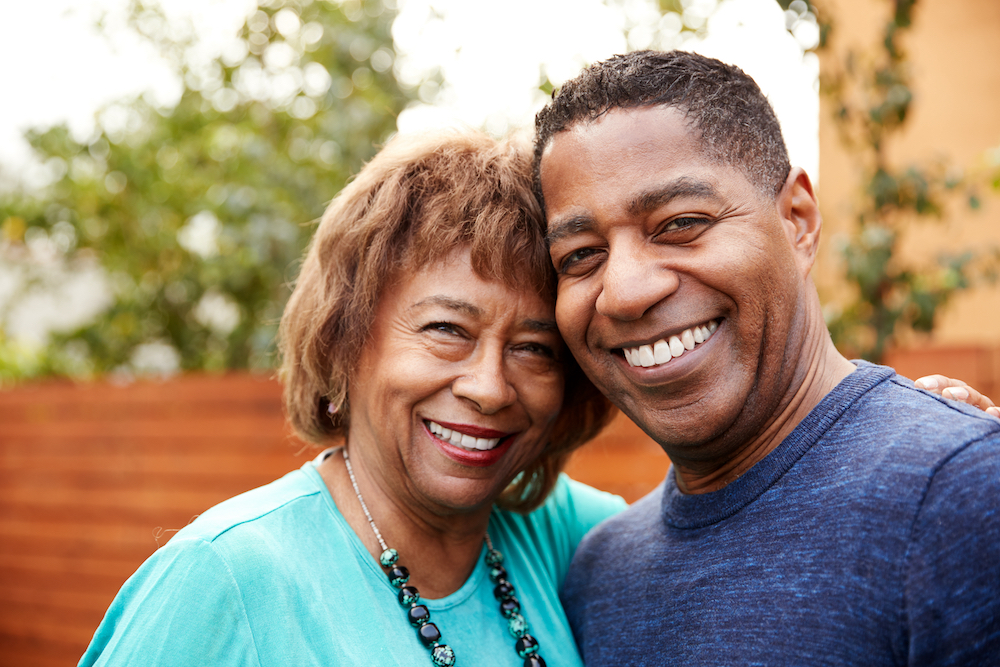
[
  {"xmin": 624, "ymin": 320, "xmax": 719, "ymax": 368},
  {"xmin": 427, "ymin": 421, "xmax": 501, "ymax": 451}
]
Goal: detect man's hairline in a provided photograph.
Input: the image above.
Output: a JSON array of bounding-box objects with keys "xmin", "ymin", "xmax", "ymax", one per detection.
[{"xmin": 536, "ymin": 99, "xmax": 782, "ymax": 226}]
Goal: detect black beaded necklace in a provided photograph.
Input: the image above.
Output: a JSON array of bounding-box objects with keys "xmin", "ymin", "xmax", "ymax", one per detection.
[{"xmin": 342, "ymin": 448, "xmax": 547, "ymax": 667}]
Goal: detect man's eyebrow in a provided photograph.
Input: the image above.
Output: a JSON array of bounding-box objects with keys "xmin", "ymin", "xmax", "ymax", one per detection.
[
  {"xmin": 546, "ymin": 214, "xmax": 594, "ymax": 245},
  {"xmin": 410, "ymin": 295, "xmax": 481, "ymax": 317},
  {"xmin": 545, "ymin": 177, "xmax": 720, "ymax": 245},
  {"xmin": 627, "ymin": 177, "xmax": 719, "ymax": 216}
]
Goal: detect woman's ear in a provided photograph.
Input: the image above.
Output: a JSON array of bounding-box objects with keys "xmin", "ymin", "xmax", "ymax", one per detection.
[{"xmin": 778, "ymin": 167, "xmax": 822, "ymax": 276}]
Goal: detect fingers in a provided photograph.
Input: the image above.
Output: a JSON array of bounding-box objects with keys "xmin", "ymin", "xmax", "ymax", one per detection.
[
  {"xmin": 914, "ymin": 374, "xmax": 965, "ymax": 392},
  {"xmin": 915, "ymin": 375, "xmax": 998, "ymax": 414}
]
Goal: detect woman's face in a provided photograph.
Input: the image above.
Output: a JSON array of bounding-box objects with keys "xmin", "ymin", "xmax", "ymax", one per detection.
[{"xmin": 346, "ymin": 246, "xmax": 565, "ymax": 516}]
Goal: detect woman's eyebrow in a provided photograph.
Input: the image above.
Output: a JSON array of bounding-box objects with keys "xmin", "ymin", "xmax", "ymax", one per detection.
[
  {"xmin": 522, "ymin": 318, "xmax": 559, "ymax": 333},
  {"xmin": 411, "ymin": 297, "xmax": 556, "ymax": 333},
  {"xmin": 410, "ymin": 295, "xmax": 481, "ymax": 317}
]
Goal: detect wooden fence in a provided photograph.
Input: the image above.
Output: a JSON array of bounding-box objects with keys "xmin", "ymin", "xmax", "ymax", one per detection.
[
  {"xmin": 0, "ymin": 372, "xmax": 666, "ymax": 667},
  {"xmin": 0, "ymin": 346, "xmax": 995, "ymax": 666}
]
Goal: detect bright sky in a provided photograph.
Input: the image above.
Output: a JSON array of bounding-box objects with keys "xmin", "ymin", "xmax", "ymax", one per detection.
[{"xmin": 0, "ymin": 0, "xmax": 820, "ymax": 184}]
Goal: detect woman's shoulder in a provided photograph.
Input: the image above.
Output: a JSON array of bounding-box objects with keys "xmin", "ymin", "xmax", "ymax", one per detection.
[
  {"xmin": 543, "ymin": 474, "xmax": 628, "ymax": 527},
  {"xmin": 170, "ymin": 464, "xmax": 328, "ymax": 546},
  {"xmin": 495, "ymin": 475, "xmax": 627, "ymax": 547}
]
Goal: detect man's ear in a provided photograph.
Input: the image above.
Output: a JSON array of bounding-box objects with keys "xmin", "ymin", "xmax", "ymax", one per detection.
[{"xmin": 777, "ymin": 167, "xmax": 821, "ymax": 275}]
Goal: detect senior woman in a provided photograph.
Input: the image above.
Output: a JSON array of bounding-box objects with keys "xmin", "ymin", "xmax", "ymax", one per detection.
[{"xmin": 79, "ymin": 130, "xmax": 625, "ymax": 667}]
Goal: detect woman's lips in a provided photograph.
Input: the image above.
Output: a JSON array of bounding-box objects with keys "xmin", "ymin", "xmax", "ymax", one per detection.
[
  {"xmin": 424, "ymin": 421, "xmax": 516, "ymax": 467},
  {"xmin": 425, "ymin": 420, "xmax": 508, "ymax": 450}
]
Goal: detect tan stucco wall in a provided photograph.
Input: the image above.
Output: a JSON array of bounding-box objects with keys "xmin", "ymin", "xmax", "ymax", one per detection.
[{"xmin": 816, "ymin": 0, "xmax": 1000, "ymax": 347}]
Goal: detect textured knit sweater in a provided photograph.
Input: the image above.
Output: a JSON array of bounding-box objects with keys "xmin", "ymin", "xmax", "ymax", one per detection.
[{"xmin": 561, "ymin": 362, "xmax": 1000, "ymax": 666}]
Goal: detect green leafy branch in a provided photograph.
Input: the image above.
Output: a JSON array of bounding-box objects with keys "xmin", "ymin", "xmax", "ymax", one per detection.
[{"xmin": 0, "ymin": 0, "xmax": 410, "ymax": 380}]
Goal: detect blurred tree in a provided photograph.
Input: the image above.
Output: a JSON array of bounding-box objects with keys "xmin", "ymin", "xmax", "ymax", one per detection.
[
  {"xmin": 819, "ymin": 0, "xmax": 998, "ymax": 360},
  {"xmin": 0, "ymin": 0, "xmax": 409, "ymax": 380}
]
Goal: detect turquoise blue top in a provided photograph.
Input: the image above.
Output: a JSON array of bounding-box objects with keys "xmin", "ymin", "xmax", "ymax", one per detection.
[{"xmin": 79, "ymin": 457, "xmax": 626, "ymax": 666}]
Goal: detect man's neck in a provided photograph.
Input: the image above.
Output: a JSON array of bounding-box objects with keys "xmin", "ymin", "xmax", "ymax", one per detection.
[{"xmin": 672, "ymin": 325, "xmax": 856, "ymax": 495}]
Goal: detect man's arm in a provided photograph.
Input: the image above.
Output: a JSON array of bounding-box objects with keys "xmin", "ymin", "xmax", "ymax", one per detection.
[{"xmin": 904, "ymin": 434, "xmax": 1000, "ymax": 665}]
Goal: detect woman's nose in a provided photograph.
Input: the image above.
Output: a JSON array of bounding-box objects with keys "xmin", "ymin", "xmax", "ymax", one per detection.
[{"xmin": 451, "ymin": 348, "xmax": 517, "ymax": 414}]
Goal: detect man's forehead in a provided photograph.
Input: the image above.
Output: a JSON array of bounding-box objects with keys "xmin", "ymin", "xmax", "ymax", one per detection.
[
  {"xmin": 541, "ymin": 104, "xmax": 698, "ymax": 156},
  {"xmin": 539, "ymin": 106, "xmax": 703, "ymax": 186},
  {"xmin": 540, "ymin": 108, "xmax": 772, "ymax": 231}
]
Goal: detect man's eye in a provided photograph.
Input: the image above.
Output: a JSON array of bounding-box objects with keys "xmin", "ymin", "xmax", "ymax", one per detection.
[
  {"xmin": 662, "ymin": 217, "xmax": 706, "ymax": 233},
  {"xmin": 559, "ymin": 247, "xmax": 602, "ymax": 274}
]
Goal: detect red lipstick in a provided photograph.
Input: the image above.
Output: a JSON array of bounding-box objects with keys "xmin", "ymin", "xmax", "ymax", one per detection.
[
  {"xmin": 423, "ymin": 421, "xmax": 516, "ymax": 468},
  {"xmin": 429, "ymin": 420, "xmax": 509, "ymax": 439}
]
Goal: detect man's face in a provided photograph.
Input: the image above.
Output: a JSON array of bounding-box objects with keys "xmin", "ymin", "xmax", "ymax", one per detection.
[{"xmin": 540, "ymin": 105, "xmax": 812, "ymax": 456}]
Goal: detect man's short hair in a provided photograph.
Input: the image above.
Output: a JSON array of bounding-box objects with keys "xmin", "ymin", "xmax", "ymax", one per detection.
[{"xmin": 533, "ymin": 50, "xmax": 791, "ymax": 203}]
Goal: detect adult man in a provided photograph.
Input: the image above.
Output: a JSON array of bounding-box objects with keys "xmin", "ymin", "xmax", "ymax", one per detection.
[{"xmin": 534, "ymin": 50, "xmax": 1000, "ymax": 665}]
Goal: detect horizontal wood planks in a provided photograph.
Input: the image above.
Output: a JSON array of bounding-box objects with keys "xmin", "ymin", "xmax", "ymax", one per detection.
[
  {"xmin": 0, "ymin": 374, "xmax": 313, "ymax": 667},
  {"xmin": 3, "ymin": 347, "xmax": 991, "ymax": 665},
  {"xmin": 0, "ymin": 373, "xmax": 666, "ymax": 666}
]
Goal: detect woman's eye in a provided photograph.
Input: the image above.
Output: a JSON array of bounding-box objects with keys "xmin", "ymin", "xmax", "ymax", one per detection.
[
  {"xmin": 517, "ymin": 342, "xmax": 557, "ymax": 359},
  {"xmin": 423, "ymin": 322, "xmax": 461, "ymax": 336}
]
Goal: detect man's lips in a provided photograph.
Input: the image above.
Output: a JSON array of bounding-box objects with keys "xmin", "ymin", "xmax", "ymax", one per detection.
[{"xmin": 618, "ymin": 319, "xmax": 720, "ymax": 368}]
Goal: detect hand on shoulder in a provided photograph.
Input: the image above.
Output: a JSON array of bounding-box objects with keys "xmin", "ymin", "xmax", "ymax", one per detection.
[{"xmin": 915, "ymin": 375, "xmax": 1000, "ymax": 417}]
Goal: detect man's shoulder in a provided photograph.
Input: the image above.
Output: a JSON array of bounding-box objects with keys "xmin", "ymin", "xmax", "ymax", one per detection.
[
  {"xmin": 569, "ymin": 481, "xmax": 666, "ymax": 562},
  {"xmin": 823, "ymin": 363, "xmax": 1000, "ymax": 456}
]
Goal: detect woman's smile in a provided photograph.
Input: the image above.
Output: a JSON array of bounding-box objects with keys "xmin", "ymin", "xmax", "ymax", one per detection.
[
  {"xmin": 425, "ymin": 420, "xmax": 509, "ymax": 451},
  {"xmin": 345, "ymin": 245, "xmax": 566, "ymax": 514}
]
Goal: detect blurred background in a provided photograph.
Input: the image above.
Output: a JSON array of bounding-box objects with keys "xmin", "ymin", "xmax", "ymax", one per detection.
[{"xmin": 0, "ymin": 0, "xmax": 997, "ymax": 664}]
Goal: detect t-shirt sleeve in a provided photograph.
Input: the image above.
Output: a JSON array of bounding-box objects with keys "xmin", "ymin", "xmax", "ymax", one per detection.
[
  {"xmin": 553, "ymin": 474, "xmax": 629, "ymax": 546},
  {"xmin": 904, "ymin": 435, "xmax": 1000, "ymax": 665},
  {"xmin": 539, "ymin": 475, "xmax": 628, "ymax": 586},
  {"xmin": 79, "ymin": 537, "xmax": 260, "ymax": 667}
]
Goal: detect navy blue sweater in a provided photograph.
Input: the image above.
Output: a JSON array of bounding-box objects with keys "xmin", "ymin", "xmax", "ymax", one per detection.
[{"xmin": 562, "ymin": 362, "xmax": 1000, "ymax": 666}]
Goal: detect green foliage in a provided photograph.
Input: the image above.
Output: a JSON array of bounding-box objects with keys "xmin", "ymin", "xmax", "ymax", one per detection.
[
  {"xmin": 820, "ymin": 0, "xmax": 996, "ymax": 361},
  {"xmin": 0, "ymin": 0, "xmax": 410, "ymax": 379}
]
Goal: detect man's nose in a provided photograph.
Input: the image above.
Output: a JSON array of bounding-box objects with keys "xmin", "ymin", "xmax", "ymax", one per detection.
[
  {"xmin": 452, "ymin": 348, "xmax": 517, "ymax": 415},
  {"xmin": 595, "ymin": 245, "xmax": 680, "ymax": 321}
]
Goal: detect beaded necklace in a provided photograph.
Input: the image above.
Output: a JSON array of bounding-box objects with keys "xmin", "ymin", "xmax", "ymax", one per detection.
[{"xmin": 342, "ymin": 448, "xmax": 547, "ymax": 667}]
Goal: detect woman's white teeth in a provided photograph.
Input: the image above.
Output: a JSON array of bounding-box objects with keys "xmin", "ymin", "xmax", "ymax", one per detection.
[
  {"xmin": 624, "ymin": 320, "xmax": 719, "ymax": 368},
  {"xmin": 427, "ymin": 421, "xmax": 501, "ymax": 451}
]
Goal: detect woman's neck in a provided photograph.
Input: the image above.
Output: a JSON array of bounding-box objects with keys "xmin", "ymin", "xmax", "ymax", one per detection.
[{"xmin": 318, "ymin": 449, "xmax": 491, "ymax": 599}]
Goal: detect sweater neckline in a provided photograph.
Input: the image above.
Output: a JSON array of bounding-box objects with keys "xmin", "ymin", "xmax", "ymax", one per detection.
[{"xmin": 660, "ymin": 361, "xmax": 893, "ymax": 529}]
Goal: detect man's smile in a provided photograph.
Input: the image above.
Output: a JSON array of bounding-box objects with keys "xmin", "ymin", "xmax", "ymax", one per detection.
[{"xmin": 621, "ymin": 319, "xmax": 720, "ymax": 368}]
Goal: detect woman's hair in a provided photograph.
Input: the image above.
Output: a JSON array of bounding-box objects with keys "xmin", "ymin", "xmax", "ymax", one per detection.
[{"xmin": 279, "ymin": 129, "xmax": 615, "ymax": 512}]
